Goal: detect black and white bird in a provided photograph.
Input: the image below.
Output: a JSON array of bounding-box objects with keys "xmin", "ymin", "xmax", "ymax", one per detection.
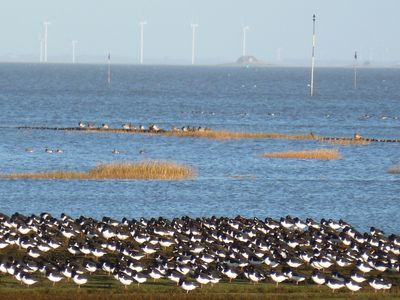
[
  {"xmin": 311, "ymin": 270, "xmax": 325, "ymax": 286},
  {"xmin": 345, "ymin": 279, "xmax": 362, "ymax": 293},
  {"xmin": 46, "ymin": 270, "xmax": 63, "ymax": 286},
  {"xmin": 21, "ymin": 273, "xmax": 38, "ymax": 286},
  {"xmin": 368, "ymin": 276, "xmax": 392, "ymax": 292},
  {"xmin": 269, "ymin": 271, "xmax": 287, "ymax": 286},
  {"xmin": 72, "ymin": 272, "xmax": 88, "ymax": 288},
  {"xmin": 179, "ymin": 278, "xmax": 198, "ymax": 293},
  {"xmin": 325, "ymin": 279, "xmax": 345, "ymax": 292}
]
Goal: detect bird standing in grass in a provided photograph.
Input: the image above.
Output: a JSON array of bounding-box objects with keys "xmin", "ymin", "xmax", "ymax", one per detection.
[
  {"xmin": 72, "ymin": 272, "xmax": 88, "ymax": 288},
  {"xmin": 325, "ymin": 279, "xmax": 344, "ymax": 293},
  {"xmin": 179, "ymin": 278, "xmax": 198, "ymax": 293}
]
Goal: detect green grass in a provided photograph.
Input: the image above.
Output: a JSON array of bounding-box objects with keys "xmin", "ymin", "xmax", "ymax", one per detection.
[
  {"xmin": 0, "ymin": 245, "xmax": 399, "ymax": 300},
  {"xmin": 0, "ymin": 277, "xmax": 398, "ymax": 300}
]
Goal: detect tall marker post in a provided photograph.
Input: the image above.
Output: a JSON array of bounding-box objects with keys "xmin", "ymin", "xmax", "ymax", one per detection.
[
  {"xmin": 277, "ymin": 48, "xmax": 282, "ymax": 62},
  {"xmin": 310, "ymin": 14, "xmax": 316, "ymax": 96},
  {"xmin": 139, "ymin": 21, "xmax": 147, "ymax": 64},
  {"xmin": 39, "ymin": 36, "xmax": 43, "ymax": 62},
  {"xmin": 242, "ymin": 26, "xmax": 249, "ymax": 56},
  {"xmin": 72, "ymin": 40, "xmax": 78, "ymax": 64},
  {"xmin": 107, "ymin": 53, "xmax": 111, "ymax": 84},
  {"xmin": 43, "ymin": 21, "xmax": 51, "ymax": 63},
  {"xmin": 354, "ymin": 51, "xmax": 358, "ymax": 89},
  {"xmin": 191, "ymin": 24, "xmax": 198, "ymax": 65}
]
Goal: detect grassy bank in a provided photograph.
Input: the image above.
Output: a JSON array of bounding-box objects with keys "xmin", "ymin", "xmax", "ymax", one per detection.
[
  {"xmin": 163, "ymin": 130, "xmax": 317, "ymax": 140},
  {"xmin": 0, "ymin": 275, "xmax": 399, "ymax": 300},
  {"xmin": 262, "ymin": 149, "xmax": 341, "ymax": 160},
  {"xmin": 0, "ymin": 161, "xmax": 195, "ymax": 180},
  {"xmin": 0, "ymin": 231, "xmax": 399, "ymax": 300},
  {"xmin": 1, "ymin": 246, "xmax": 398, "ymax": 300}
]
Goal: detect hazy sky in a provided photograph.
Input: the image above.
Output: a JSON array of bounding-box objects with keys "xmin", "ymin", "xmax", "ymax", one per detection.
[{"xmin": 1, "ymin": 0, "xmax": 398, "ymax": 64}]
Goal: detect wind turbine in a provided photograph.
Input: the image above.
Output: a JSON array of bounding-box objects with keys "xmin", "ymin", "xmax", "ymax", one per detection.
[
  {"xmin": 310, "ymin": 14, "xmax": 316, "ymax": 96},
  {"xmin": 139, "ymin": 21, "xmax": 147, "ymax": 64},
  {"xmin": 277, "ymin": 48, "xmax": 282, "ymax": 62},
  {"xmin": 354, "ymin": 51, "xmax": 358, "ymax": 89},
  {"xmin": 242, "ymin": 26, "xmax": 249, "ymax": 56},
  {"xmin": 43, "ymin": 21, "xmax": 51, "ymax": 62},
  {"xmin": 191, "ymin": 24, "xmax": 198, "ymax": 65},
  {"xmin": 72, "ymin": 40, "xmax": 78, "ymax": 64},
  {"xmin": 107, "ymin": 53, "xmax": 111, "ymax": 84},
  {"xmin": 39, "ymin": 35, "xmax": 43, "ymax": 62}
]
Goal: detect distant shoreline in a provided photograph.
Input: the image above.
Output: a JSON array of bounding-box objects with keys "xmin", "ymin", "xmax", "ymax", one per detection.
[{"xmin": 0, "ymin": 61, "xmax": 399, "ymax": 69}]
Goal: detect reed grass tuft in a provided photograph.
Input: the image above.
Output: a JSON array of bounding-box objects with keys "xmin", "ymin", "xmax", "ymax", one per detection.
[
  {"xmin": 262, "ymin": 149, "xmax": 341, "ymax": 160},
  {"xmin": 163, "ymin": 130, "xmax": 317, "ymax": 140},
  {"xmin": 321, "ymin": 139, "xmax": 370, "ymax": 145},
  {"xmin": 0, "ymin": 161, "xmax": 195, "ymax": 180},
  {"xmin": 387, "ymin": 166, "xmax": 400, "ymax": 174}
]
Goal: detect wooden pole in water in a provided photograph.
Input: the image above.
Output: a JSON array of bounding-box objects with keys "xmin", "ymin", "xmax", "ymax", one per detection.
[
  {"xmin": 354, "ymin": 51, "xmax": 358, "ymax": 89},
  {"xmin": 107, "ymin": 53, "xmax": 111, "ymax": 84},
  {"xmin": 310, "ymin": 14, "xmax": 316, "ymax": 96}
]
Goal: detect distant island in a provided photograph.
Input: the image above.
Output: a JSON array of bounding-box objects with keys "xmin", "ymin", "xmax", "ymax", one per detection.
[{"xmin": 236, "ymin": 55, "xmax": 264, "ymax": 65}]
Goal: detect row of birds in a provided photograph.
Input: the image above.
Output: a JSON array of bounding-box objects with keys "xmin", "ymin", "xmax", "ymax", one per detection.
[
  {"xmin": 79, "ymin": 121, "xmax": 161, "ymax": 132},
  {"xmin": 0, "ymin": 213, "xmax": 398, "ymax": 294},
  {"xmin": 25, "ymin": 148, "xmax": 63, "ymax": 153},
  {"xmin": 182, "ymin": 111, "xmax": 398, "ymax": 121},
  {"xmin": 78, "ymin": 121, "xmax": 211, "ymax": 133}
]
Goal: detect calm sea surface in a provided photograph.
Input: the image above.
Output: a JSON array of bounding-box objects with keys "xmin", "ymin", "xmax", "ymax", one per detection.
[{"xmin": 0, "ymin": 63, "xmax": 399, "ymax": 233}]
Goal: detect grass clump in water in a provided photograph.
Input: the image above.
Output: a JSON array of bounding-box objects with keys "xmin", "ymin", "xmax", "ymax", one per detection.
[
  {"xmin": 387, "ymin": 166, "xmax": 400, "ymax": 174},
  {"xmin": 0, "ymin": 161, "xmax": 195, "ymax": 180},
  {"xmin": 262, "ymin": 149, "xmax": 341, "ymax": 160},
  {"xmin": 321, "ymin": 139, "xmax": 370, "ymax": 145},
  {"xmin": 164, "ymin": 130, "xmax": 317, "ymax": 140}
]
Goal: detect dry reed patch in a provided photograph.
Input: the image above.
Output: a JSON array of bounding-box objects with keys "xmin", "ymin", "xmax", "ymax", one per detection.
[
  {"xmin": 387, "ymin": 166, "xmax": 400, "ymax": 174},
  {"xmin": 0, "ymin": 161, "xmax": 195, "ymax": 180},
  {"xmin": 164, "ymin": 130, "xmax": 317, "ymax": 140},
  {"xmin": 321, "ymin": 139, "xmax": 370, "ymax": 145},
  {"xmin": 262, "ymin": 149, "xmax": 341, "ymax": 160}
]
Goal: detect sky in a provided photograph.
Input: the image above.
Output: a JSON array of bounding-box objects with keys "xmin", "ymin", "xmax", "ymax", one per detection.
[{"xmin": 0, "ymin": 0, "xmax": 399, "ymax": 65}]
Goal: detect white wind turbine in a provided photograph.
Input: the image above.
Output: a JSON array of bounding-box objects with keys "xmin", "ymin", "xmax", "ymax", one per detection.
[
  {"xmin": 39, "ymin": 35, "xmax": 43, "ymax": 62},
  {"xmin": 139, "ymin": 21, "xmax": 147, "ymax": 64},
  {"xmin": 72, "ymin": 40, "xmax": 78, "ymax": 64},
  {"xmin": 43, "ymin": 21, "xmax": 51, "ymax": 62},
  {"xmin": 242, "ymin": 26, "xmax": 249, "ymax": 56},
  {"xmin": 191, "ymin": 24, "xmax": 198, "ymax": 65}
]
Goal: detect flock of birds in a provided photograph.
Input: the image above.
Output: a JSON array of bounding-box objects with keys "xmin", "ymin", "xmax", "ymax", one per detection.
[
  {"xmin": 79, "ymin": 121, "xmax": 212, "ymax": 134},
  {"xmin": 79, "ymin": 121, "xmax": 161, "ymax": 132},
  {"xmin": 23, "ymin": 121, "xmax": 213, "ymax": 155},
  {"xmin": 25, "ymin": 148, "xmax": 63, "ymax": 154},
  {"xmin": 24, "ymin": 148, "xmax": 145, "ymax": 155},
  {"xmin": 0, "ymin": 213, "xmax": 398, "ymax": 294}
]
